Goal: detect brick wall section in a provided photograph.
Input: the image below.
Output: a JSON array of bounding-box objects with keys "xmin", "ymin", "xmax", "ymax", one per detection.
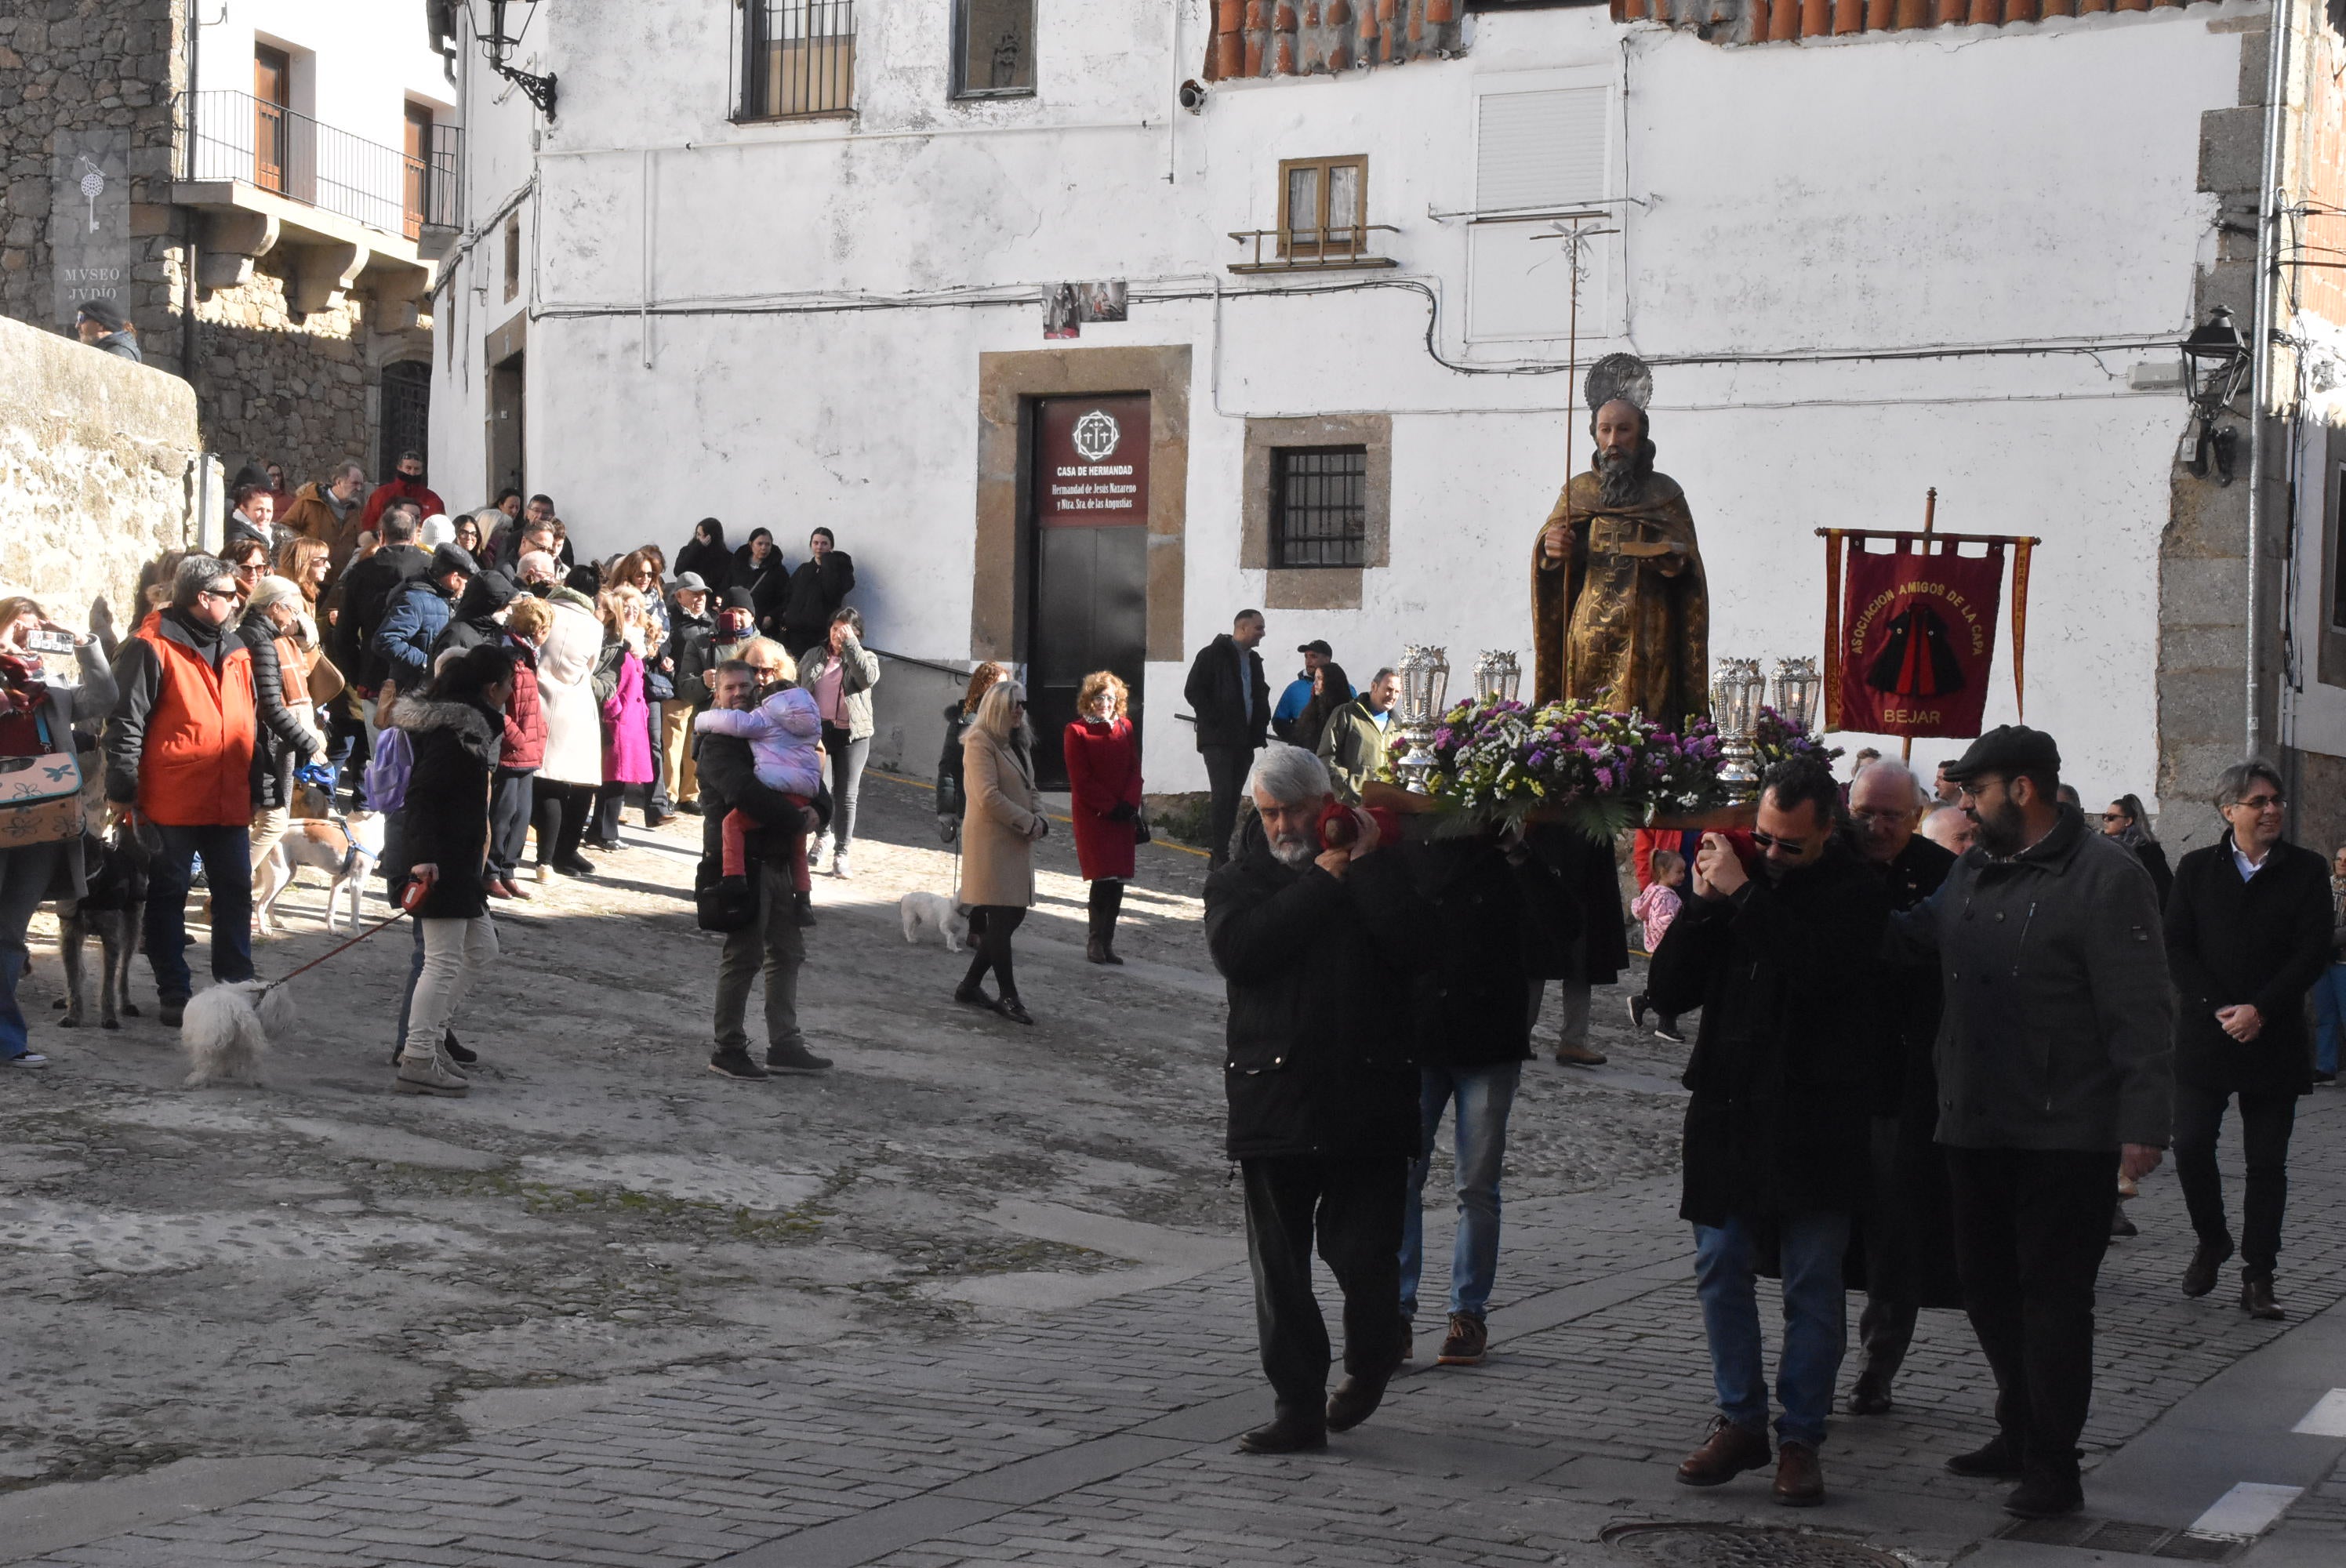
[{"xmin": 0, "ymin": 310, "xmax": 202, "ymax": 636}]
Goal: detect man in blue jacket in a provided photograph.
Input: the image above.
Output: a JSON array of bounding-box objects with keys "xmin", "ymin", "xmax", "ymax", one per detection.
[{"xmin": 372, "ymin": 544, "xmax": 475, "ymax": 702}]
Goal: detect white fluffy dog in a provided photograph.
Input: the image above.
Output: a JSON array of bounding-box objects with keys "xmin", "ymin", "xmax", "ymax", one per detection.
[
  {"xmin": 899, "ymin": 891, "xmax": 971, "ymax": 953},
  {"xmin": 256, "ymin": 810, "xmax": 383, "ymax": 935},
  {"xmin": 180, "ymin": 981, "xmax": 298, "ymax": 1088}
]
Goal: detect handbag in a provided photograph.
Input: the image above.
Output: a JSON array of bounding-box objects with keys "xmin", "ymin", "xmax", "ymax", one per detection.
[
  {"xmin": 0, "ymin": 708, "xmax": 84, "ymax": 848},
  {"xmin": 307, "ymin": 651, "xmax": 346, "ymax": 705},
  {"xmin": 695, "ymin": 856, "xmax": 757, "ymax": 932},
  {"xmin": 1132, "ymin": 818, "xmax": 1153, "ymax": 845}
]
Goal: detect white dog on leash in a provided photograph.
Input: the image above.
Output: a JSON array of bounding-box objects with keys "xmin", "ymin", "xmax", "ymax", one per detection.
[
  {"xmin": 180, "ymin": 980, "xmax": 299, "ymax": 1088},
  {"xmin": 899, "ymin": 891, "xmax": 971, "ymax": 953},
  {"xmin": 256, "ymin": 811, "xmax": 383, "ymax": 935}
]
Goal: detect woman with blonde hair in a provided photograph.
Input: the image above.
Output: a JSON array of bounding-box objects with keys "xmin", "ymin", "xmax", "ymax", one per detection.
[
  {"xmin": 1064, "ymin": 670, "xmax": 1143, "ymax": 964},
  {"xmin": 235, "ymin": 576, "xmax": 325, "ymax": 890},
  {"xmin": 935, "ymin": 662, "xmax": 1010, "ymax": 844},
  {"xmin": 956, "ymin": 679, "xmax": 1048, "ymax": 1025},
  {"xmin": 275, "ymin": 535, "xmax": 332, "ymax": 613},
  {"xmin": 588, "ymin": 583, "xmax": 658, "ymax": 846}
]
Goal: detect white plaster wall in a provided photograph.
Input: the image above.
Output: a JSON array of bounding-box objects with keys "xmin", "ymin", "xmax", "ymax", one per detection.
[
  {"xmin": 194, "ymin": 2, "xmax": 455, "ymax": 146},
  {"xmin": 433, "ymin": 0, "xmax": 2250, "ymax": 797}
]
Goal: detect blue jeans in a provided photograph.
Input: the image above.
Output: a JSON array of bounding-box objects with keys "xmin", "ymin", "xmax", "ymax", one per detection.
[
  {"xmin": 488, "ymin": 768, "xmax": 536, "ymax": 879},
  {"xmin": 1691, "ymin": 1210, "xmax": 1850, "ymax": 1450},
  {"xmin": 144, "ymin": 823, "xmax": 253, "ymax": 1002},
  {"xmin": 0, "ymin": 840, "xmax": 65, "ymax": 1059},
  {"xmin": 2313, "ymin": 962, "xmax": 2346, "ymax": 1076},
  {"xmin": 1400, "ymin": 1061, "xmax": 1522, "ymax": 1322}
]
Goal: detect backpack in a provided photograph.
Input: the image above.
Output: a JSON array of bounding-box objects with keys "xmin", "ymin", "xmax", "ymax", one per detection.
[{"xmin": 362, "ymin": 724, "xmax": 414, "ymax": 813}]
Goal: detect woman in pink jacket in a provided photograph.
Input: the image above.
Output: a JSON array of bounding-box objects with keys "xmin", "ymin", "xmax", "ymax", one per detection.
[{"xmin": 589, "ymin": 585, "xmax": 657, "ymax": 848}]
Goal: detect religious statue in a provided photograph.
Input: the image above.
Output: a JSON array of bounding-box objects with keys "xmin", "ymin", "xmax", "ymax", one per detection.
[{"xmin": 1531, "ymin": 397, "xmax": 1710, "ymax": 729}]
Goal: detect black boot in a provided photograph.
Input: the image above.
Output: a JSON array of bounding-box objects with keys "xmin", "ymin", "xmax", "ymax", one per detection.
[
  {"xmin": 1847, "ymin": 1360, "xmax": 1894, "ymax": 1415},
  {"xmin": 1237, "ymin": 1408, "xmax": 1327, "ymax": 1454},
  {"xmin": 1099, "ymin": 879, "xmax": 1126, "ymax": 964}
]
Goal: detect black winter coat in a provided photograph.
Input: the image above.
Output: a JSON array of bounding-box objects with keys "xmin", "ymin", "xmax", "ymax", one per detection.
[
  {"xmin": 1889, "ymin": 806, "xmax": 2174, "ymax": 1152},
  {"xmin": 674, "ymin": 537, "xmax": 734, "ymax": 598},
  {"xmin": 333, "ymin": 543, "xmax": 429, "ymax": 687},
  {"xmin": 1865, "ymin": 833, "xmax": 1957, "ymax": 1116},
  {"xmin": 1648, "ymin": 841, "xmax": 1891, "ymax": 1226},
  {"xmin": 434, "ymin": 572, "xmax": 519, "ymax": 658},
  {"xmin": 667, "ymin": 601, "xmax": 718, "ymax": 708},
  {"xmin": 1864, "ymin": 832, "xmax": 1962, "ymax": 1309},
  {"xmin": 2136, "ymin": 839, "xmax": 2175, "ymax": 907},
  {"xmin": 734, "ymin": 549, "xmax": 790, "ymax": 636},
  {"xmin": 1520, "ymin": 822, "xmax": 1629, "ymax": 986},
  {"xmin": 780, "ymin": 554, "xmax": 855, "ymax": 645},
  {"xmin": 1183, "ymin": 633, "xmax": 1269, "ymax": 753},
  {"xmin": 385, "ymin": 695, "xmax": 502, "ymax": 920},
  {"xmin": 2166, "ymin": 835, "xmax": 2332, "ymax": 1098},
  {"xmin": 1204, "ymin": 816, "xmax": 1428, "ymax": 1160},
  {"xmin": 935, "ymin": 703, "xmax": 975, "ymax": 818},
  {"xmin": 236, "ymin": 619, "xmax": 322, "ymax": 811},
  {"xmin": 1410, "ymin": 836, "xmax": 1579, "ymax": 1069}
]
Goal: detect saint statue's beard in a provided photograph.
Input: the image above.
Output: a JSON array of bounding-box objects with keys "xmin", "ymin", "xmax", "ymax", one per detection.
[{"xmin": 1594, "ymin": 443, "xmax": 1654, "ymax": 509}]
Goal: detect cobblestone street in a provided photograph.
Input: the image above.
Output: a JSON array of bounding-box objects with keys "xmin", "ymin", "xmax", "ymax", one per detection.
[{"xmin": 0, "ymin": 774, "xmax": 2341, "ymax": 1566}]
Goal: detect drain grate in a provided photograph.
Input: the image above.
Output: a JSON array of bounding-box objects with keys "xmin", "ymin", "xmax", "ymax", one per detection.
[
  {"xmin": 1600, "ymin": 1523, "xmax": 1905, "ymax": 1567},
  {"xmin": 1994, "ymin": 1515, "xmax": 2246, "ymax": 1562}
]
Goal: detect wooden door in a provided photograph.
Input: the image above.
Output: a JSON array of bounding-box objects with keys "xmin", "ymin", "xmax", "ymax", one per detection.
[
  {"xmin": 1028, "ymin": 396, "xmax": 1150, "ymax": 788},
  {"xmin": 402, "ymin": 101, "xmax": 433, "ymax": 238},
  {"xmin": 253, "ymin": 46, "xmax": 289, "ymax": 193}
]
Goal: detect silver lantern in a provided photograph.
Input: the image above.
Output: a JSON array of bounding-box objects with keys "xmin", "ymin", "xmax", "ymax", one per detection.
[
  {"xmin": 1711, "ymin": 656, "xmax": 1766, "ymax": 801},
  {"xmin": 1393, "ymin": 644, "xmax": 1451, "ymax": 794},
  {"xmin": 1770, "ymin": 656, "xmax": 1822, "ymax": 737},
  {"xmin": 1471, "ymin": 650, "xmax": 1522, "ymax": 706}
]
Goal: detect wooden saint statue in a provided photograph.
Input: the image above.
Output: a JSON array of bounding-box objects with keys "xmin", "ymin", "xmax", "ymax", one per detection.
[{"xmin": 1531, "ymin": 398, "xmax": 1710, "ymax": 728}]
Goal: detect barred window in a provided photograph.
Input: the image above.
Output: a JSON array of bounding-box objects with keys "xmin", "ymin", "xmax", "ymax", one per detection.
[
  {"xmin": 742, "ymin": 0, "xmax": 856, "ymax": 120},
  {"xmin": 1272, "ymin": 447, "xmax": 1367, "ymax": 568}
]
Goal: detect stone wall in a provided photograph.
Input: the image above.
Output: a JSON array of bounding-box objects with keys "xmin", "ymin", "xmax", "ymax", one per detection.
[
  {"xmin": 0, "ymin": 0, "xmax": 429, "ymax": 494},
  {"xmin": 0, "ymin": 0, "xmax": 184, "ymax": 367},
  {"xmin": 0, "ymin": 310, "xmax": 204, "ymax": 638}
]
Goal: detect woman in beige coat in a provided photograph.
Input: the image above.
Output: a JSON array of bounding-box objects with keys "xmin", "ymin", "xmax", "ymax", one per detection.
[{"xmin": 955, "ymin": 680, "xmax": 1048, "ymax": 1025}]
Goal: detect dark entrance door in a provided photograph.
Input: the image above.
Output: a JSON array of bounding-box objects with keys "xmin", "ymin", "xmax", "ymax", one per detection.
[
  {"xmin": 1029, "ymin": 394, "xmax": 1149, "ymax": 789},
  {"xmin": 379, "ymin": 361, "xmax": 430, "ymax": 481}
]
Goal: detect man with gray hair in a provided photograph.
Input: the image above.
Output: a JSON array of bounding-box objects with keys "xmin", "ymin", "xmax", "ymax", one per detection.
[
  {"xmin": 1843, "ymin": 757, "xmax": 1961, "ymax": 1417},
  {"xmin": 1316, "ymin": 666, "xmax": 1399, "ymax": 804},
  {"xmin": 1205, "ymin": 744, "xmax": 1425, "ymax": 1454},
  {"xmin": 281, "ymin": 459, "xmax": 370, "ymax": 575},
  {"xmin": 2163, "ymin": 759, "xmax": 2332, "ymax": 1322},
  {"xmin": 103, "ymin": 555, "xmax": 261, "ymax": 1027}
]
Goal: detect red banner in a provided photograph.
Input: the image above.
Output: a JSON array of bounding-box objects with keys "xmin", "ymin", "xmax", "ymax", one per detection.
[{"xmin": 1836, "ymin": 538, "xmax": 2005, "ymax": 739}]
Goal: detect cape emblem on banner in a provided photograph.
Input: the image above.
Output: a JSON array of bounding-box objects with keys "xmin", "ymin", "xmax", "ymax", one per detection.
[{"xmin": 1818, "ymin": 499, "xmax": 2039, "ymax": 742}]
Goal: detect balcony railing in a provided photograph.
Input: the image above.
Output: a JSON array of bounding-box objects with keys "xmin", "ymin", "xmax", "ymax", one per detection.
[
  {"xmin": 181, "ymin": 90, "xmax": 461, "ymax": 241},
  {"xmin": 1226, "ymin": 224, "xmax": 1400, "ymax": 274}
]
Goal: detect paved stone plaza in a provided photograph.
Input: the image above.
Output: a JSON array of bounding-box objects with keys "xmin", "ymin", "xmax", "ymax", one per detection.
[{"xmin": 0, "ymin": 774, "xmax": 2342, "ymax": 1566}]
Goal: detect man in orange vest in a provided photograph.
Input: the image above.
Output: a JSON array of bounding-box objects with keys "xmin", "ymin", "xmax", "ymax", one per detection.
[{"xmin": 103, "ymin": 557, "xmax": 260, "ymax": 1027}]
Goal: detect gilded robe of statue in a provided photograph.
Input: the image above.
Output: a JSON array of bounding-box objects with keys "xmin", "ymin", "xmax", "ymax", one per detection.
[{"xmin": 1531, "ymin": 469, "xmax": 1710, "ymax": 728}]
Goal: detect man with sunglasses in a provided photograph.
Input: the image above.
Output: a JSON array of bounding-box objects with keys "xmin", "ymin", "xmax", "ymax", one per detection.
[
  {"xmin": 2164, "ymin": 760, "xmax": 2331, "ymax": 1323},
  {"xmin": 103, "ymin": 557, "xmax": 263, "ymax": 1028},
  {"xmin": 1890, "ymin": 725, "xmax": 2173, "ymax": 1521},
  {"xmin": 1646, "ymin": 757, "xmax": 1888, "ymax": 1508}
]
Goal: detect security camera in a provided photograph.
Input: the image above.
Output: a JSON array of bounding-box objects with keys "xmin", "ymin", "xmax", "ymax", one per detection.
[{"xmin": 1178, "ymin": 79, "xmax": 1206, "ymax": 114}]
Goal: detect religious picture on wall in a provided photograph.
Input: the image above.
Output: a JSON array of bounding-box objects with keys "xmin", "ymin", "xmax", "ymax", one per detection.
[
  {"xmin": 1044, "ymin": 283, "xmax": 1081, "ymax": 339},
  {"xmin": 1079, "ymin": 281, "xmax": 1128, "ymax": 324}
]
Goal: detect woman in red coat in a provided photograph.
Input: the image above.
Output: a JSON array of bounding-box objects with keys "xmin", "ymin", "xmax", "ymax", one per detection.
[{"xmin": 1063, "ymin": 670, "xmax": 1143, "ymax": 965}]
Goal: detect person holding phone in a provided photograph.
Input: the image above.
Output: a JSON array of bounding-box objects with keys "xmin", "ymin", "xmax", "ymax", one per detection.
[{"xmin": 0, "ymin": 597, "xmax": 118, "ymax": 1067}]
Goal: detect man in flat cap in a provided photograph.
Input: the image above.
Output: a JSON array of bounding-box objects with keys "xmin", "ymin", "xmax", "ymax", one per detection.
[{"xmin": 1887, "ymin": 726, "xmax": 2173, "ymax": 1522}]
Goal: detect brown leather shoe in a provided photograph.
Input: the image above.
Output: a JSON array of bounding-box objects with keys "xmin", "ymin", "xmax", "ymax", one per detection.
[
  {"xmin": 1773, "ymin": 1440, "xmax": 1825, "ymax": 1506},
  {"xmin": 1676, "ymin": 1417, "xmax": 1770, "ymax": 1486},
  {"xmin": 1554, "ymin": 1044, "xmax": 1610, "ymax": 1068}
]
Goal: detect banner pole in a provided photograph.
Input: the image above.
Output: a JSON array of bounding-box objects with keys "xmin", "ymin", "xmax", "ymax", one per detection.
[{"xmin": 1923, "ymin": 486, "xmax": 1937, "ymax": 539}]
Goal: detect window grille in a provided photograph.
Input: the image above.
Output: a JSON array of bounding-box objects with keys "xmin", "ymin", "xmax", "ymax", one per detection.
[
  {"xmin": 1272, "ymin": 447, "xmax": 1368, "ymax": 568},
  {"xmin": 741, "ymin": 0, "xmax": 856, "ymax": 119}
]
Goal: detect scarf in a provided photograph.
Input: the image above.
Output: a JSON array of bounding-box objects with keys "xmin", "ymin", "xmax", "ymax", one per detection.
[
  {"xmin": 2110, "ymin": 819, "xmax": 2153, "ymax": 852},
  {"xmin": 0, "ymin": 649, "xmax": 51, "ymax": 757}
]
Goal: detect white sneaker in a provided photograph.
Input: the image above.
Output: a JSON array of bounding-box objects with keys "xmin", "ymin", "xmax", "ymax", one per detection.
[
  {"xmin": 832, "ymin": 850, "xmax": 851, "ymax": 880},
  {"xmin": 5, "ymin": 1052, "xmax": 49, "ymax": 1069},
  {"xmin": 811, "ymin": 833, "xmax": 831, "ymax": 866}
]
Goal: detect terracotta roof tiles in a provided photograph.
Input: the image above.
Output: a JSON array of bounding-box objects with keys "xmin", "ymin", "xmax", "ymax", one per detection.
[{"xmin": 1615, "ymin": 0, "xmax": 2213, "ymax": 40}]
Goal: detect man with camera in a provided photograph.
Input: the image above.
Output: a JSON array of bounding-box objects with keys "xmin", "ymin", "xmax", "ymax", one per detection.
[
  {"xmin": 1204, "ymin": 744, "xmax": 1425, "ymax": 1455},
  {"xmin": 1646, "ymin": 757, "xmax": 1890, "ymax": 1507}
]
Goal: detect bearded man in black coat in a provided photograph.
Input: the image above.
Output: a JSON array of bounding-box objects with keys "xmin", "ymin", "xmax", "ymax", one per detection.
[
  {"xmin": 2166, "ymin": 759, "xmax": 2333, "ymax": 1320},
  {"xmin": 1204, "ymin": 744, "xmax": 1426, "ymax": 1456},
  {"xmin": 1647, "ymin": 757, "xmax": 1890, "ymax": 1508}
]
